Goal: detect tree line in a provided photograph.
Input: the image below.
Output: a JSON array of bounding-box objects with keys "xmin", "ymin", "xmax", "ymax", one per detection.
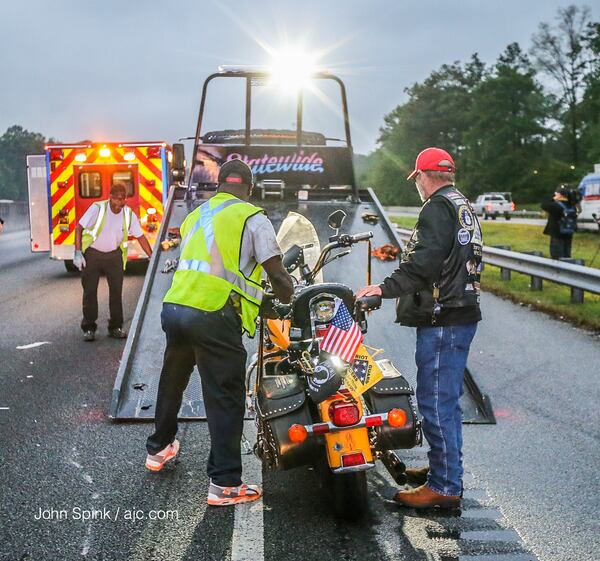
[
  {"xmin": 357, "ymin": 5, "xmax": 600, "ymax": 206},
  {"xmin": 0, "ymin": 126, "xmax": 48, "ymax": 201}
]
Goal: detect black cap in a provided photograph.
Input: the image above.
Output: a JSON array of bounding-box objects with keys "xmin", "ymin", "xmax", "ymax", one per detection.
[{"xmin": 218, "ymin": 159, "xmax": 253, "ymax": 186}]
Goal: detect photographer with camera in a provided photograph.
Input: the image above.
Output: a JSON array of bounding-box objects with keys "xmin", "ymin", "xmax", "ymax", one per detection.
[{"xmin": 541, "ymin": 186, "xmax": 579, "ymax": 260}]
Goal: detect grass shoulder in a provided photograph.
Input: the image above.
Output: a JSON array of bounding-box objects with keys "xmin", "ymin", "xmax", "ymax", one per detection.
[{"xmin": 390, "ymin": 215, "xmax": 600, "ymax": 331}]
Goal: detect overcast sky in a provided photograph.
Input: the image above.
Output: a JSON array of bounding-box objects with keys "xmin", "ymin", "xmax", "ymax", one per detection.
[{"xmin": 1, "ymin": 0, "xmax": 597, "ymax": 155}]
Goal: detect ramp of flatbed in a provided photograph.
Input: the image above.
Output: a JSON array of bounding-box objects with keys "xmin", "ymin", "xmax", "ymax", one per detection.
[{"xmin": 110, "ymin": 187, "xmax": 494, "ymax": 424}]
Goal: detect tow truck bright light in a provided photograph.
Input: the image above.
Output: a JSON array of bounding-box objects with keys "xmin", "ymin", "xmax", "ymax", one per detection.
[
  {"xmin": 267, "ymin": 48, "xmax": 323, "ymax": 93},
  {"xmin": 99, "ymin": 147, "xmax": 111, "ymax": 158}
]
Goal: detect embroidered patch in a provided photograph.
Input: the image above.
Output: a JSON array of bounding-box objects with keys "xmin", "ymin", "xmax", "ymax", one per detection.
[
  {"xmin": 458, "ymin": 205, "xmax": 475, "ymax": 230},
  {"xmin": 457, "ymin": 228, "xmax": 471, "ymax": 245}
]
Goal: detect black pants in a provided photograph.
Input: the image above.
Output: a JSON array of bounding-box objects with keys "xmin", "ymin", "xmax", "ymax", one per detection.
[
  {"xmin": 146, "ymin": 302, "xmax": 247, "ymax": 487},
  {"xmin": 81, "ymin": 247, "xmax": 124, "ymax": 332},
  {"xmin": 550, "ymin": 236, "xmax": 572, "ymax": 260}
]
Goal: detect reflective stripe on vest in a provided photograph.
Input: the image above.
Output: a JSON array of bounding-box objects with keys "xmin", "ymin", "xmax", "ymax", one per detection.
[
  {"xmin": 179, "ymin": 198, "xmax": 243, "ymax": 254},
  {"xmin": 177, "ymin": 258, "xmax": 262, "ymax": 300},
  {"xmin": 82, "ymin": 201, "xmax": 133, "ymax": 269},
  {"xmin": 176, "ymin": 197, "xmax": 262, "ymax": 300}
]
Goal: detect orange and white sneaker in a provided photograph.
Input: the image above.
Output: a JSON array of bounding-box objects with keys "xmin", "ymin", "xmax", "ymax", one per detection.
[
  {"xmin": 145, "ymin": 439, "xmax": 180, "ymax": 472},
  {"xmin": 207, "ymin": 481, "xmax": 262, "ymax": 506}
]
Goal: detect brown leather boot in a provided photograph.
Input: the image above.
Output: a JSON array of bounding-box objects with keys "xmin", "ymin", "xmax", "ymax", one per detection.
[
  {"xmin": 405, "ymin": 466, "xmax": 429, "ymax": 485},
  {"xmin": 393, "ymin": 484, "xmax": 460, "ymax": 509}
]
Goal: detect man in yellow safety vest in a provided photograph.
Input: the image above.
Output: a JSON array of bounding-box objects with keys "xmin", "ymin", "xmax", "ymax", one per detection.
[
  {"xmin": 75, "ymin": 182, "xmax": 152, "ymax": 342},
  {"xmin": 145, "ymin": 160, "xmax": 293, "ymax": 506}
]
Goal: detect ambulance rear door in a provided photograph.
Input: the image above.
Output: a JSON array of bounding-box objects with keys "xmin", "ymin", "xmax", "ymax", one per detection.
[{"xmin": 27, "ymin": 154, "xmax": 51, "ymax": 252}]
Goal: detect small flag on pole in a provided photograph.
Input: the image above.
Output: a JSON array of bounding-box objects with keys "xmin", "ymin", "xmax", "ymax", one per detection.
[{"xmin": 320, "ymin": 300, "xmax": 363, "ymax": 363}]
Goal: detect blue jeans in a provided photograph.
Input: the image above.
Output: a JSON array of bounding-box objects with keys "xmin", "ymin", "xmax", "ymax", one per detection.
[{"xmin": 415, "ymin": 323, "xmax": 478, "ymax": 496}]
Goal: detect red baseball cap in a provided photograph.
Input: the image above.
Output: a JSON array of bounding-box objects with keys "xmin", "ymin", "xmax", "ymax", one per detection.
[{"xmin": 407, "ymin": 147, "xmax": 455, "ymax": 180}]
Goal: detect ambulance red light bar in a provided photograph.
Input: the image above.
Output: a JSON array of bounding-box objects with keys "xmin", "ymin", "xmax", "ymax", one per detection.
[
  {"xmin": 147, "ymin": 146, "xmax": 161, "ymax": 158},
  {"xmin": 49, "ymin": 149, "xmax": 64, "ymax": 161}
]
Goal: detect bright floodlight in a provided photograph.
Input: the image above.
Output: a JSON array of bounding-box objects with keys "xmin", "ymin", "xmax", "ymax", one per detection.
[{"xmin": 268, "ymin": 48, "xmax": 323, "ymax": 93}]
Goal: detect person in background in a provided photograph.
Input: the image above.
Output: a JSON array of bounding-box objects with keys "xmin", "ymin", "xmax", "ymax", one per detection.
[
  {"xmin": 541, "ymin": 187, "xmax": 578, "ymax": 260},
  {"xmin": 0, "ymin": 216, "xmax": 4, "ymax": 233},
  {"xmin": 74, "ymin": 182, "xmax": 152, "ymax": 341}
]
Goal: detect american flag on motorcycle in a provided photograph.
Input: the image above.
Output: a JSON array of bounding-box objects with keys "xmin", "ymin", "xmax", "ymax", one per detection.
[{"xmin": 320, "ymin": 300, "xmax": 363, "ymax": 363}]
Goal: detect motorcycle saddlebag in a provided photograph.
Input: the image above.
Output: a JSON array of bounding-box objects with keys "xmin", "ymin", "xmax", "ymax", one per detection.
[
  {"xmin": 256, "ymin": 374, "xmax": 317, "ymax": 470},
  {"xmin": 363, "ymin": 360, "xmax": 420, "ymax": 450}
]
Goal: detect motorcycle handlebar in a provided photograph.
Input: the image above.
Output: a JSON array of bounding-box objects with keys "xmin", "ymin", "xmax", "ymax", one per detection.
[
  {"xmin": 355, "ymin": 294, "xmax": 382, "ymax": 311},
  {"xmin": 349, "ymin": 231, "xmax": 373, "ymax": 243}
]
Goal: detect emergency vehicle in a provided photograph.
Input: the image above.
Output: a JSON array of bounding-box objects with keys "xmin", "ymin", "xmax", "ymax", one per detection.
[
  {"xmin": 577, "ymin": 164, "xmax": 600, "ymax": 232},
  {"xmin": 27, "ymin": 141, "xmax": 172, "ymax": 271}
]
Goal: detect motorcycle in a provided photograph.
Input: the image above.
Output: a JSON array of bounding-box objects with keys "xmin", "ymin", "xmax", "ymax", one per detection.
[{"xmin": 246, "ymin": 210, "xmax": 421, "ymax": 519}]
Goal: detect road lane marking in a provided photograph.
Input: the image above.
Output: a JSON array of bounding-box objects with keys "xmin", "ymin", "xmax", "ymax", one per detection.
[
  {"xmin": 16, "ymin": 341, "xmax": 51, "ymax": 350},
  {"xmin": 231, "ymin": 421, "xmax": 264, "ymax": 561},
  {"xmin": 0, "ymin": 407, "xmax": 9, "ymax": 410}
]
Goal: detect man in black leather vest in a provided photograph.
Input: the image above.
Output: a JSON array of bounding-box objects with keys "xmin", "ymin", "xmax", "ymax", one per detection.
[{"xmin": 357, "ymin": 147, "xmax": 482, "ymax": 509}]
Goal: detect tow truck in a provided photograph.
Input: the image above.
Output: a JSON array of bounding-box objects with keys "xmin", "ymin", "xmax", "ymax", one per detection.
[
  {"xmin": 108, "ymin": 65, "xmax": 494, "ymax": 427},
  {"xmin": 27, "ymin": 141, "xmax": 172, "ymax": 271}
]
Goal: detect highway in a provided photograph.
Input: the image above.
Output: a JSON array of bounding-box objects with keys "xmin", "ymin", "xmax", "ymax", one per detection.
[{"xmin": 1, "ymin": 227, "xmax": 599, "ymax": 561}]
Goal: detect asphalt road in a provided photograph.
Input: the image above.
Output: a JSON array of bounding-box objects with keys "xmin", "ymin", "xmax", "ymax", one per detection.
[{"xmin": 1, "ymin": 228, "xmax": 599, "ymax": 561}]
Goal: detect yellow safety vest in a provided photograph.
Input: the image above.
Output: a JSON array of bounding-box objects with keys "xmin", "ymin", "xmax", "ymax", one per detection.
[
  {"xmin": 163, "ymin": 192, "xmax": 265, "ymax": 336},
  {"xmin": 81, "ymin": 200, "xmax": 132, "ymax": 269}
]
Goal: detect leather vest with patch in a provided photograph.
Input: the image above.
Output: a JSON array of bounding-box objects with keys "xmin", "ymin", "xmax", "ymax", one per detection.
[{"xmin": 435, "ymin": 188, "xmax": 482, "ymax": 308}]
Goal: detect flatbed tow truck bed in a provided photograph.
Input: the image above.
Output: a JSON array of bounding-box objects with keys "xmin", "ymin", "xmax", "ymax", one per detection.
[
  {"xmin": 109, "ymin": 187, "xmax": 494, "ymax": 424},
  {"xmin": 108, "ymin": 187, "xmax": 402, "ymax": 420}
]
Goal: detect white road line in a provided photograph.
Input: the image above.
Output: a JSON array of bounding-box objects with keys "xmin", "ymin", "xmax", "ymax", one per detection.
[
  {"xmin": 16, "ymin": 341, "xmax": 51, "ymax": 350},
  {"xmin": 0, "ymin": 407, "xmax": 9, "ymax": 411},
  {"xmin": 231, "ymin": 421, "xmax": 264, "ymax": 561}
]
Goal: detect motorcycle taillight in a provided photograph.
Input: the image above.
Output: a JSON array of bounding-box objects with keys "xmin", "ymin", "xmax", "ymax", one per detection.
[
  {"xmin": 328, "ymin": 400, "xmax": 360, "ymax": 427},
  {"xmin": 341, "ymin": 452, "xmax": 366, "ymax": 468}
]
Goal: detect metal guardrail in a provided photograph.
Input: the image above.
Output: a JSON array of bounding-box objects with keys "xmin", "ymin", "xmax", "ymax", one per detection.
[{"xmin": 396, "ymin": 227, "xmax": 600, "ymax": 298}]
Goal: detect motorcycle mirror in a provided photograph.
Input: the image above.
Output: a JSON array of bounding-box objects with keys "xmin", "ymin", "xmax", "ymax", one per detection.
[
  {"xmin": 327, "ymin": 210, "xmax": 346, "ymax": 231},
  {"xmin": 282, "ymin": 244, "xmax": 303, "ymax": 273}
]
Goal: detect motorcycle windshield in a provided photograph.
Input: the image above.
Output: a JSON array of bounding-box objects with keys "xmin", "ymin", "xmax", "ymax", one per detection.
[{"xmin": 277, "ymin": 211, "xmax": 324, "ymax": 284}]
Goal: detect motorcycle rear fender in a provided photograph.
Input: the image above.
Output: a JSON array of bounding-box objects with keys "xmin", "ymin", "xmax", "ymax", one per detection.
[{"xmin": 318, "ymin": 395, "xmax": 373, "ymax": 470}]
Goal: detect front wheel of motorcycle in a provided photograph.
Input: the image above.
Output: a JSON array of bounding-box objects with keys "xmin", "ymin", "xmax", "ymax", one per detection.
[{"xmin": 316, "ymin": 457, "xmax": 369, "ymax": 520}]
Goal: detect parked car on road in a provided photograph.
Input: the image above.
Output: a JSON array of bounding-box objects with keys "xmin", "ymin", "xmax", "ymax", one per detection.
[{"xmin": 472, "ymin": 192, "xmax": 515, "ymax": 220}]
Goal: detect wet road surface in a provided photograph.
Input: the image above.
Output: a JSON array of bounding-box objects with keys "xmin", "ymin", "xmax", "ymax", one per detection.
[{"xmin": 1, "ymin": 228, "xmax": 599, "ymax": 560}]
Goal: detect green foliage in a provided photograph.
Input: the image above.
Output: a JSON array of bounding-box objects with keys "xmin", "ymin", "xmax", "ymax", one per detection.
[
  {"xmin": 0, "ymin": 125, "xmax": 47, "ymax": 201},
  {"xmin": 358, "ymin": 5, "xmax": 599, "ymax": 206}
]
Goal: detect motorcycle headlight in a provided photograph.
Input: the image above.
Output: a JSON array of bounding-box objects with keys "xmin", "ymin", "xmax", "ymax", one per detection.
[{"xmin": 313, "ymin": 299, "xmax": 336, "ymax": 322}]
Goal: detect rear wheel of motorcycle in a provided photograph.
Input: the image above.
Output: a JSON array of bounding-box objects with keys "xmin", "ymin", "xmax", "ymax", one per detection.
[
  {"xmin": 332, "ymin": 471, "xmax": 369, "ymax": 520},
  {"xmin": 316, "ymin": 457, "xmax": 369, "ymax": 520}
]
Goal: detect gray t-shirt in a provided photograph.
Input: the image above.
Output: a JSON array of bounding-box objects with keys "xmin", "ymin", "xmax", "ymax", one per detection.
[
  {"xmin": 79, "ymin": 204, "xmax": 143, "ymax": 253},
  {"xmin": 239, "ymin": 212, "xmax": 282, "ymax": 273}
]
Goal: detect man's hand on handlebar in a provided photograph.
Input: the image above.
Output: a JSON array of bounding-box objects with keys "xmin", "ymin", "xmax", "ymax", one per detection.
[{"xmin": 355, "ymin": 284, "xmax": 382, "ymax": 299}]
